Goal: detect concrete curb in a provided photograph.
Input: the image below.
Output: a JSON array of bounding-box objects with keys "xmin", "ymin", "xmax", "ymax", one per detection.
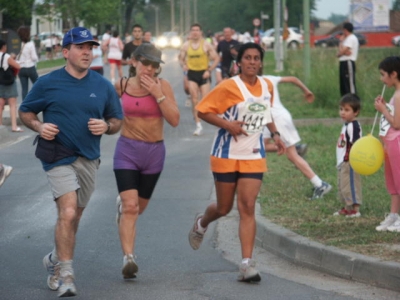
[{"xmin": 254, "ymin": 204, "xmax": 400, "ymax": 292}]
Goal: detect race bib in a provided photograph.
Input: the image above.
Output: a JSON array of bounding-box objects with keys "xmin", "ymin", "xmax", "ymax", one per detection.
[{"xmin": 239, "ymin": 101, "xmax": 271, "ymax": 134}]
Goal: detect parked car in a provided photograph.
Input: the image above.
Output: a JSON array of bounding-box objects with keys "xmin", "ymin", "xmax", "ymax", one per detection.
[
  {"xmin": 261, "ymin": 27, "xmax": 303, "ymax": 50},
  {"xmin": 392, "ymin": 35, "xmax": 400, "ymax": 47},
  {"xmin": 38, "ymin": 32, "xmax": 64, "ymax": 42},
  {"xmin": 314, "ymin": 31, "xmax": 367, "ymax": 47},
  {"xmin": 155, "ymin": 32, "xmax": 182, "ymax": 49}
]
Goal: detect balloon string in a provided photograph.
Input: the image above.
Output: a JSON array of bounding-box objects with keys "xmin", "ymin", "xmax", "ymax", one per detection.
[{"xmin": 371, "ymin": 84, "xmax": 386, "ymax": 135}]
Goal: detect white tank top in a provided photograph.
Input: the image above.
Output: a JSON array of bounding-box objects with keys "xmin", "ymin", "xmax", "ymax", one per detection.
[{"xmin": 107, "ymin": 37, "xmax": 122, "ymax": 60}]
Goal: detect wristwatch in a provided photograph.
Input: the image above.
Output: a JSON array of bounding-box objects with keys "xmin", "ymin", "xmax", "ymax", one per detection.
[
  {"xmin": 271, "ymin": 131, "xmax": 280, "ymax": 138},
  {"xmin": 156, "ymin": 95, "xmax": 166, "ymax": 104}
]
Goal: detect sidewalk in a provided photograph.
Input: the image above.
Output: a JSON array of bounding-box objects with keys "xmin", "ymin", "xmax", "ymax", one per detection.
[{"xmin": 0, "ymin": 67, "xmax": 57, "ymax": 142}]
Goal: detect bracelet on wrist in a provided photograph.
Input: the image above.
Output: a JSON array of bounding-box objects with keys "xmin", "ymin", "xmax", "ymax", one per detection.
[
  {"xmin": 156, "ymin": 95, "xmax": 166, "ymax": 104},
  {"xmin": 105, "ymin": 121, "xmax": 111, "ymax": 134}
]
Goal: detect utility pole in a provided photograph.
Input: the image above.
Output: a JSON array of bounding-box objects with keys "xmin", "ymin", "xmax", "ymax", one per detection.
[
  {"xmin": 185, "ymin": 0, "xmax": 191, "ymax": 34},
  {"xmin": 193, "ymin": 0, "xmax": 198, "ymax": 23},
  {"xmin": 274, "ymin": 0, "xmax": 283, "ymax": 72},
  {"xmin": 303, "ymin": 0, "xmax": 311, "ymax": 83},
  {"xmin": 180, "ymin": 0, "xmax": 184, "ymax": 35},
  {"xmin": 171, "ymin": 0, "xmax": 175, "ymax": 31}
]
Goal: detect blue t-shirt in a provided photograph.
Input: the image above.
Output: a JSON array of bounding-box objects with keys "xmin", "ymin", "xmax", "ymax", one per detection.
[{"xmin": 20, "ymin": 67, "xmax": 123, "ymax": 171}]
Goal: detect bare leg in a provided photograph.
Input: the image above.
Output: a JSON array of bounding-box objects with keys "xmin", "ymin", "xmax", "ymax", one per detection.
[
  {"xmin": 285, "ymin": 145, "xmax": 316, "ymax": 180},
  {"xmin": 118, "ymin": 189, "xmax": 150, "ymax": 255},
  {"xmin": 0, "ymin": 98, "xmax": 5, "ymax": 125},
  {"xmin": 390, "ymin": 194, "xmax": 400, "ymax": 213},
  {"xmin": 8, "ymin": 97, "xmax": 18, "ymax": 131},
  {"xmin": 236, "ymin": 178, "xmax": 262, "ymax": 259},
  {"xmin": 188, "ymin": 81, "xmax": 201, "ymax": 123},
  {"xmin": 55, "ymin": 191, "xmax": 80, "ymax": 261},
  {"xmin": 200, "ymin": 181, "xmax": 236, "ymax": 228}
]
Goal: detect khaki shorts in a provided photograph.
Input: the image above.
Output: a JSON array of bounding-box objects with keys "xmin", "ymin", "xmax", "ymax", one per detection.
[{"xmin": 46, "ymin": 157, "xmax": 100, "ymax": 207}]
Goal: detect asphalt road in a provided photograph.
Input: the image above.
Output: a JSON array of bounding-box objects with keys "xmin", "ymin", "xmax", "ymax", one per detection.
[{"xmin": 0, "ymin": 49, "xmax": 399, "ymax": 300}]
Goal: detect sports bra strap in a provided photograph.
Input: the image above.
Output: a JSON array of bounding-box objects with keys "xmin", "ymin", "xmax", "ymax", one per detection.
[{"xmin": 120, "ymin": 76, "xmax": 129, "ymax": 94}]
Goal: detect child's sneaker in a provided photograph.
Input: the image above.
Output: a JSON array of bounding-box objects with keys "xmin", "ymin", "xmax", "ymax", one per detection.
[
  {"xmin": 333, "ymin": 207, "xmax": 348, "ymax": 216},
  {"xmin": 346, "ymin": 210, "xmax": 361, "ymax": 218},
  {"xmin": 376, "ymin": 213, "xmax": 399, "ymax": 231},
  {"xmin": 387, "ymin": 220, "xmax": 400, "ymax": 232}
]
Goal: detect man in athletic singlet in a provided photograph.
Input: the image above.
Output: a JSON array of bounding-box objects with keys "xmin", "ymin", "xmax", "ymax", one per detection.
[{"xmin": 179, "ymin": 23, "xmax": 219, "ymax": 136}]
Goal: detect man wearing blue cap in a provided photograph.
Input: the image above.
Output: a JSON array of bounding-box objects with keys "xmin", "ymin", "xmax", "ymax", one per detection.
[{"xmin": 19, "ymin": 27, "xmax": 123, "ymax": 297}]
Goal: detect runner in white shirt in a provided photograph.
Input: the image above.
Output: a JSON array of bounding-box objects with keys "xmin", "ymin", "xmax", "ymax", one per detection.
[{"xmin": 262, "ymin": 75, "xmax": 332, "ymax": 200}]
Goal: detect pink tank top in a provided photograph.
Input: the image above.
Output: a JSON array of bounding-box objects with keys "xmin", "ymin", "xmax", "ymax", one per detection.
[
  {"xmin": 121, "ymin": 91, "xmax": 162, "ymax": 118},
  {"xmin": 120, "ymin": 78, "xmax": 162, "ymax": 118}
]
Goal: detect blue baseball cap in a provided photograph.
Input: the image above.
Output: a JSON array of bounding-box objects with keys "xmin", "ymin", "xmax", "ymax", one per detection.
[{"xmin": 62, "ymin": 27, "xmax": 100, "ymax": 48}]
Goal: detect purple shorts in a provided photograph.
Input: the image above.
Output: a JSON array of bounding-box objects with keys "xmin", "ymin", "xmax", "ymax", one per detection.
[{"xmin": 113, "ymin": 136, "xmax": 165, "ymax": 173}]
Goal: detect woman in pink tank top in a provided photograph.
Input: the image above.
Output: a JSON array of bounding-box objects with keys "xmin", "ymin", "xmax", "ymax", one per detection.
[{"xmin": 112, "ymin": 43, "xmax": 180, "ymax": 279}]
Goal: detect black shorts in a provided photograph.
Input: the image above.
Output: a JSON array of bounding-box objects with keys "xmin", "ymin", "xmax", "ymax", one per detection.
[
  {"xmin": 187, "ymin": 70, "xmax": 211, "ymax": 87},
  {"xmin": 212, "ymin": 171, "xmax": 263, "ymax": 183},
  {"xmin": 114, "ymin": 169, "xmax": 161, "ymax": 199}
]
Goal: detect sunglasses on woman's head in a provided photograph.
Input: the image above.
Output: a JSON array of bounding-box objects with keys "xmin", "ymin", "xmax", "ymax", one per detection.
[{"xmin": 138, "ymin": 57, "xmax": 160, "ymax": 69}]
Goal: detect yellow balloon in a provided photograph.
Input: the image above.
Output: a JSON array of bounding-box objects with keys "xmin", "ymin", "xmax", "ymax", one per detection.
[{"xmin": 349, "ymin": 134, "xmax": 384, "ymax": 175}]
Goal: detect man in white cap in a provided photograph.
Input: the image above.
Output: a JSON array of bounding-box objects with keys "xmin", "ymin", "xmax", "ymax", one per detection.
[{"xmin": 19, "ymin": 27, "xmax": 123, "ymax": 297}]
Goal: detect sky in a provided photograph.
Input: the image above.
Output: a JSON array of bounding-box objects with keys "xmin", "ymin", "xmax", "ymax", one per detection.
[
  {"xmin": 313, "ymin": 0, "xmax": 394, "ymax": 20},
  {"xmin": 314, "ymin": 0, "xmax": 350, "ymax": 19}
]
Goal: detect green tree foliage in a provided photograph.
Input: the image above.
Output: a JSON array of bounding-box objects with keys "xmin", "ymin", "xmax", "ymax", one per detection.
[
  {"xmin": 0, "ymin": 0, "xmax": 35, "ymax": 30},
  {"xmin": 196, "ymin": 0, "xmax": 316, "ymax": 34},
  {"xmin": 327, "ymin": 13, "xmax": 347, "ymax": 25},
  {"xmin": 35, "ymin": 0, "xmax": 121, "ymax": 29},
  {"xmin": 393, "ymin": 0, "xmax": 400, "ymax": 10}
]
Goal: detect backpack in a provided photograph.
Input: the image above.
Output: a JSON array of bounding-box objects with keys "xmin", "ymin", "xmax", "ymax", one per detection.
[{"xmin": 0, "ymin": 53, "xmax": 15, "ymax": 85}]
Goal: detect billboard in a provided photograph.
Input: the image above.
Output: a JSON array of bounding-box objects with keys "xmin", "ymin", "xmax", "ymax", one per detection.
[{"xmin": 351, "ymin": 0, "xmax": 390, "ymax": 32}]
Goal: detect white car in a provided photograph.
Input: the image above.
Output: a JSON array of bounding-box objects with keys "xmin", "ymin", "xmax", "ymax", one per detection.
[
  {"xmin": 156, "ymin": 32, "xmax": 182, "ymax": 49},
  {"xmin": 261, "ymin": 27, "xmax": 303, "ymax": 50},
  {"xmin": 392, "ymin": 35, "xmax": 400, "ymax": 47}
]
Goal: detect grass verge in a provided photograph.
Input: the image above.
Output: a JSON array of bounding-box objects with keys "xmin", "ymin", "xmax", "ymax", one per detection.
[
  {"xmin": 260, "ymin": 122, "xmax": 400, "ymax": 262},
  {"xmin": 37, "ymin": 58, "xmax": 65, "ymax": 70}
]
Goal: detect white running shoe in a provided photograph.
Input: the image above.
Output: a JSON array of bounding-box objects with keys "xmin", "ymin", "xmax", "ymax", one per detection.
[
  {"xmin": 193, "ymin": 126, "xmax": 202, "ymax": 136},
  {"xmin": 237, "ymin": 259, "xmax": 261, "ymax": 282},
  {"xmin": 58, "ymin": 270, "xmax": 77, "ymax": 297},
  {"xmin": 188, "ymin": 213, "xmax": 206, "ymax": 250},
  {"xmin": 43, "ymin": 252, "xmax": 60, "ymax": 291},
  {"xmin": 376, "ymin": 214, "xmax": 399, "ymax": 232},
  {"xmin": 0, "ymin": 164, "xmax": 12, "ymax": 187},
  {"xmin": 310, "ymin": 181, "xmax": 332, "ymax": 200},
  {"xmin": 387, "ymin": 220, "xmax": 400, "ymax": 232},
  {"xmin": 122, "ymin": 254, "xmax": 138, "ymax": 279}
]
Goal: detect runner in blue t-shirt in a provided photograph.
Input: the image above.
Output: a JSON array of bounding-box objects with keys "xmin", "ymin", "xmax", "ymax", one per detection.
[{"xmin": 19, "ymin": 27, "xmax": 123, "ymax": 297}]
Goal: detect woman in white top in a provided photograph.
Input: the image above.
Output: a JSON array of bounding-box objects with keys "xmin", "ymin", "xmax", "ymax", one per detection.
[
  {"xmin": 103, "ymin": 30, "xmax": 123, "ymax": 84},
  {"xmin": 17, "ymin": 26, "xmax": 39, "ymax": 101},
  {"xmin": 0, "ymin": 39, "xmax": 21, "ymax": 132},
  {"xmin": 90, "ymin": 35, "xmax": 104, "ymax": 75}
]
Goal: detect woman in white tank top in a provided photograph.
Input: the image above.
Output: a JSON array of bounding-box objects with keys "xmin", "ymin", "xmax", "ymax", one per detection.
[{"xmin": 103, "ymin": 30, "xmax": 123, "ymax": 84}]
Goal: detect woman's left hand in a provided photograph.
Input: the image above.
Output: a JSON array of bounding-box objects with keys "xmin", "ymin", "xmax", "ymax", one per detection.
[{"xmin": 140, "ymin": 75, "xmax": 163, "ymax": 98}]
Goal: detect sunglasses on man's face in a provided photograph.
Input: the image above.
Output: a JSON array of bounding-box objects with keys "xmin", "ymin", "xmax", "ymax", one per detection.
[{"xmin": 138, "ymin": 58, "xmax": 160, "ymax": 69}]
